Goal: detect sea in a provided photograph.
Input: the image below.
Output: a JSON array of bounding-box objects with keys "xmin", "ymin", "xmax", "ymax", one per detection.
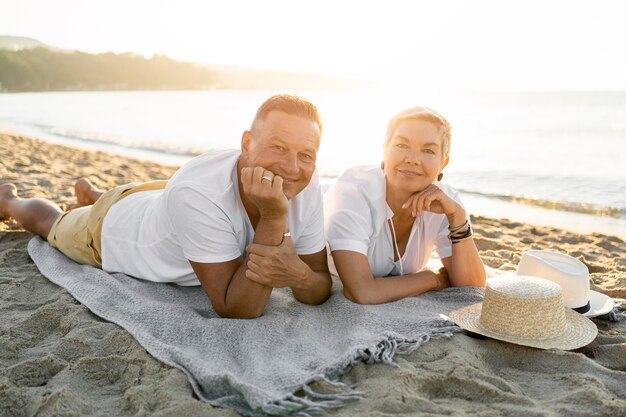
[{"xmin": 1, "ymin": 89, "xmax": 625, "ymax": 239}]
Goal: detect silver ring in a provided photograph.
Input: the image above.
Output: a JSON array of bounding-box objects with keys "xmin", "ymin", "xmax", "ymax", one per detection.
[
  {"xmin": 283, "ymin": 232, "xmax": 291, "ymax": 238},
  {"xmin": 261, "ymin": 175, "xmax": 273, "ymax": 183}
]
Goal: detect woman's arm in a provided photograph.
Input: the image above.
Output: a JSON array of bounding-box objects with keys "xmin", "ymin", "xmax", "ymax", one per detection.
[
  {"xmin": 441, "ymin": 209, "xmax": 486, "ymax": 287},
  {"xmin": 332, "ymin": 250, "xmax": 449, "ymax": 305},
  {"xmin": 404, "ymin": 186, "xmax": 486, "ymax": 288}
]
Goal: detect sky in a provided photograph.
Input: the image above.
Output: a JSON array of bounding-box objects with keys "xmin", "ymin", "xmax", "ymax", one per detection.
[{"xmin": 1, "ymin": 0, "xmax": 626, "ymax": 91}]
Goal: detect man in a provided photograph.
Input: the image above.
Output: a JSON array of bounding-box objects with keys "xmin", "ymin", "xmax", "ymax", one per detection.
[{"xmin": 0, "ymin": 94, "xmax": 332, "ymax": 319}]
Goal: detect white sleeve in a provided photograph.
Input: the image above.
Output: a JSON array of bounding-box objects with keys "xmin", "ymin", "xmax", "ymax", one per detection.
[
  {"xmin": 435, "ymin": 185, "xmax": 468, "ymax": 259},
  {"xmin": 293, "ymin": 188, "xmax": 327, "ymax": 255},
  {"xmin": 165, "ymin": 184, "xmax": 241, "ymax": 263},
  {"xmin": 324, "ymin": 184, "xmax": 372, "ymax": 255},
  {"xmin": 435, "ymin": 218, "xmax": 453, "ymax": 259}
]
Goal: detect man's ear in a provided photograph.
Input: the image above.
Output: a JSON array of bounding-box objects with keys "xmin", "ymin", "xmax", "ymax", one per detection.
[{"xmin": 241, "ymin": 131, "xmax": 251, "ymax": 155}]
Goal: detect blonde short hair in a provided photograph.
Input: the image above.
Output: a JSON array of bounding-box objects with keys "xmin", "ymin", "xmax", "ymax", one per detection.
[{"xmin": 383, "ymin": 106, "xmax": 451, "ymax": 160}]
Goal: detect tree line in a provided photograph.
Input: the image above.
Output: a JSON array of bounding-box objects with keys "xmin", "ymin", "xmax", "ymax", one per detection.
[{"xmin": 0, "ymin": 47, "xmax": 219, "ymax": 92}]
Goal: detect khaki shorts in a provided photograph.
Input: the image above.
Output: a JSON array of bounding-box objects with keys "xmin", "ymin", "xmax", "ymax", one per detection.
[{"xmin": 48, "ymin": 180, "xmax": 168, "ymax": 267}]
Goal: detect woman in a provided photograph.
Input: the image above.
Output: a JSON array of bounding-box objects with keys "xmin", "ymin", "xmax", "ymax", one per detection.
[{"xmin": 324, "ymin": 106, "xmax": 486, "ymax": 304}]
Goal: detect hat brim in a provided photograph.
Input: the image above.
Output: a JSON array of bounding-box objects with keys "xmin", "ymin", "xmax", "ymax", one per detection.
[
  {"xmin": 584, "ymin": 290, "xmax": 615, "ymax": 318},
  {"xmin": 448, "ymin": 303, "xmax": 598, "ymax": 350}
]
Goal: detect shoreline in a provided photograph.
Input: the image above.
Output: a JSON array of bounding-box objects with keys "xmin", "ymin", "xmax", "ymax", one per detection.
[
  {"xmin": 2, "ymin": 132, "xmax": 626, "ymax": 416},
  {"xmin": 462, "ymin": 193, "xmax": 626, "ymax": 240},
  {"xmin": 3, "ymin": 127, "xmax": 625, "ymax": 241},
  {"xmin": 2, "ymin": 132, "xmax": 625, "ymax": 294}
]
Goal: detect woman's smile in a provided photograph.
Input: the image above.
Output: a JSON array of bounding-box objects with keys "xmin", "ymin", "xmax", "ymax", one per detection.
[{"xmin": 397, "ymin": 168, "xmax": 423, "ymax": 178}]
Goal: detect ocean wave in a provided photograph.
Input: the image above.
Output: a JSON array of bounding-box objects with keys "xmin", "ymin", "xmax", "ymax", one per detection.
[
  {"xmin": 34, "ymin": 123, "xmax": 206, "ymax": 158},
  {"xmin": 459, "ymin": 189, "xmax": 626, "ymax": 219},
  {"xmin": 12, "ymin": 122, "xmax": 626, "ymax": 220},
  {"xmin": 318, "ymin": 176, "xmax": 625, "ymax": 218}
]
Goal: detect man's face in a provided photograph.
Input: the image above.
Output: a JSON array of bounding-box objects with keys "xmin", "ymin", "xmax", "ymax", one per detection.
[{"xmin": 241, "ymin": 111, "xmax": 321, "ymax": 200}]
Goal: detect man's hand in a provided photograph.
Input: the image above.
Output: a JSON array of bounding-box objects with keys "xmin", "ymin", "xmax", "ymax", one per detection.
[
  {"xmin": 245, "ymin": 235, "xmax": 309, "ymax": 290},
  {"xmin": 240, "ymin": 166, "xmax": 289, "ymax": 220}
]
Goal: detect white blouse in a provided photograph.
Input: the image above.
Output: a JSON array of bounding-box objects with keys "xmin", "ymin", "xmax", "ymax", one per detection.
[{"xmin": 324, "ymin": 165, "xmax": 466, "ymax": 277}]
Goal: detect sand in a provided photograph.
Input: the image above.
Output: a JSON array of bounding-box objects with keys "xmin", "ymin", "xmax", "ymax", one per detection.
[{"xmin": 1, "ymin": 132, "xmax": 625, "ymax": 416}]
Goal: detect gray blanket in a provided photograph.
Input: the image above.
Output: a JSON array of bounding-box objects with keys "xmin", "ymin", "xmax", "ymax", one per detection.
[{"xmin": 28, "ymin": 237, "xmax": 484, "ymax": 416}]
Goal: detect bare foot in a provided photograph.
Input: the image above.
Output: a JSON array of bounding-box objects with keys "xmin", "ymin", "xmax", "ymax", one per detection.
[
  {"xmin": 0, "ymin": 183, "xmax": 18, "ymax": 220},
  {"xmin": 74, "ymin": 178, "xmax": 102, "ymax": 208}
]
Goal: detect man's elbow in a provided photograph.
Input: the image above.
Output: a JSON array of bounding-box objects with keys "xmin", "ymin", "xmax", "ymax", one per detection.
[
  {"xmin": 293, "ymin": 273, "xmax": 332, "ymax": 305},
  {"xmin": 294, "ymin": 291, "xmax": 331, "ymax": 306},
  {"xmin": 213, "ymin": 304, "xmax": 264, "ymax": 319}
]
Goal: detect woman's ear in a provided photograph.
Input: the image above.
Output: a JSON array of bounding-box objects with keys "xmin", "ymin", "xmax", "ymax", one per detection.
[
  {"xmin": 436, "ymin": 156, "xmax": 449, "ymax": 181},
  {"xmin": 441, "ymin": 155, "xmax": 450, "ymax": 170}
]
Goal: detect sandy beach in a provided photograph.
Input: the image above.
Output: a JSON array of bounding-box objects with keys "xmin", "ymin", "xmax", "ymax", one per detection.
[{"xmin": 1, "ymin": 132, "xmax": 625, "ymax": 416}]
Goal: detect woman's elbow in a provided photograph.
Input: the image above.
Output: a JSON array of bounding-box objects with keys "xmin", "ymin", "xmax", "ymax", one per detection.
[
  {"xmin": 452, "ymin": 268, "xmax": 486, "ymax": 288},
  {"xmin": 473, "ymin": 264, "xmax": 487, "ymax": 287},
  {"xmin": 343, "ymin": 288, "xmax": 378, "ymax": 305}
]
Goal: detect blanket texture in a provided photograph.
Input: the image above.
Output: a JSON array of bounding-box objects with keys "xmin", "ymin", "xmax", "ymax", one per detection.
[{"xmin": 28, "ymin": 237, "xmax": 485, "ymax": 416}]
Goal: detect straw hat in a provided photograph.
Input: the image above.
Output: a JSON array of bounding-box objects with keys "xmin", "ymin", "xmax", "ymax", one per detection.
[
  {"xmin": 517, "ymin": 250, "xmax": 614, "ymax": 318},
  {"xmin": 448, "ymin": 276, "xmax": 598, "ymax": 350}
]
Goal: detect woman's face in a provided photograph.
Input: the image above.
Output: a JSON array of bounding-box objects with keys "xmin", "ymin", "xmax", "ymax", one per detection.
[{"xmin": 383, "ymin": 119, "xmax": 447, "ymax": 195}]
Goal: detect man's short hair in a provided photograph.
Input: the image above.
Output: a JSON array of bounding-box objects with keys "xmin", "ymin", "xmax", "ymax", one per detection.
[
  {"xmin": 383, "ymin": 106, "xmax": 452, "ymax": 161},
  {"xmin": 250, "ymin": 94, "xmax": 323, "ymax": 134}
]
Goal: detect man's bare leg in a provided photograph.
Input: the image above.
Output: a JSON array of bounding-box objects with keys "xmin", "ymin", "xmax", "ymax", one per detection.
[
  {"xmin": 0, "ymin": 183, "xmax": 62, "ymax": 239},
  {"xmin": 74, "ymin": 178, "xmax": 104, "ymax": 207}
]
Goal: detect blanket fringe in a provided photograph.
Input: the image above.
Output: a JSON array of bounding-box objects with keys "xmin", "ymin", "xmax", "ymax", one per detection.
[
  {"xmin": 259, "ymin": 322, "xmax": 459, "ymax": 416},
  {"xmin": 607, "ymin": 303, "xmax": 626, "ymax": 322},
  {"xmin": 260, "ymin": 384, "xmax": 362, "ymax": 417},
  {"xmin": 356, "ymin": 322, "xmax": 459, "ymax": 367}
]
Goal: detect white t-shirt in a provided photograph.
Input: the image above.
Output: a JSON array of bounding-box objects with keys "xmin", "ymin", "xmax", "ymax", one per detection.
[
  {"xmin": 101, "ymin": 149, "xmax": 326, "ymax": 286},
  {"xmin": 324, "ymin": 165, "xmax": 466, "ymax": 278}
]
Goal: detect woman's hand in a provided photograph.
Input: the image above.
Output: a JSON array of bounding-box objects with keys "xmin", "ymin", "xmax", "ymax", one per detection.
[
  {"xmin": 402, "ymin": 184, "xmax": 462, "ymax": 219},
  {"xmin": 433, "ymin": 267, "xmax": 451, "ymax": 290}
]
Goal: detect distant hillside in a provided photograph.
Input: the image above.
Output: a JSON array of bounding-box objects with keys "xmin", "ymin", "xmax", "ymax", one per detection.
[
  {"xmin": 0, "ymin": 35, "xmax": 46, "ymax": 51},
  {"xmin": 0, "ymin": 36, "xmax": 368, "ymax": 92},
  {"xmin": 207, "ymin": 64, "xmax": 368, "ymax": 90},
  {"xmin": 0, "ymin": 47, "xmax": 219, "ymax": 91}
]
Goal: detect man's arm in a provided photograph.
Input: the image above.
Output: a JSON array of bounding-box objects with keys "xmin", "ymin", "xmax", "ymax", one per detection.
[
  {"xmin": 246, "ymin": 240, "xmax": 331, "ymax": 305},
  {"xmin": 188, "ymin": 165, "xmax": 289, "ymax": 319},
  {"xmin": 190, "ymin": 215, "xmax": 286, "ymax": 319},
  {"xmin": 291, "ymin": 248, "xmax": 331, "ymax": 305},
  {"xmin": 241, "ymin": 164, "xmax": 331, "ymax": 305},
  {"xmin": 191, "ymin": 258, "xmax": 266, "ymax": 319}
]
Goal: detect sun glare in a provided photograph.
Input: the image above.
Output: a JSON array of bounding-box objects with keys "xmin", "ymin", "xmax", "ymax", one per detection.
[{"xmin": 2, "ymin": 0, "xmax": 626, "ymax": 90}]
